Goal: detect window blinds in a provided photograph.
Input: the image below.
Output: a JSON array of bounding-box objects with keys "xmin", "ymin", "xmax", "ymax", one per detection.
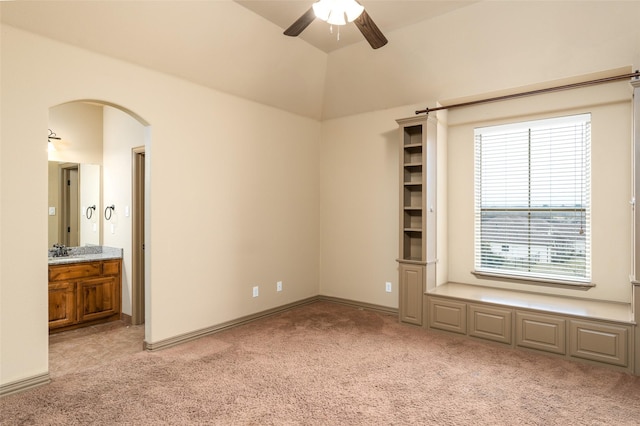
[{"xmin": 474, "ymin": 114, "xmax": 591, "ymax": 283}]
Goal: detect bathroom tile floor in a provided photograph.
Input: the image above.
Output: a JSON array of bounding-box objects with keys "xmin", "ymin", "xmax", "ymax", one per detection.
[{"xmin": 49, "ymin": 321, "xmax": 145, "ymax": 378}]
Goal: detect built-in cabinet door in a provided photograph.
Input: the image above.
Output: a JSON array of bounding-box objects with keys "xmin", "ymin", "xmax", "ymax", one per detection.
[
  {"xmin": 569, "ymin": 319, "xmax": 630, "ymax": 367},
  {"xmin": 48, "ymin": 281, "xmax": 76, "ymax": 329},
  {"xmin": 399, "ymin": 263, "xmax": 424, "ymax": 325},
  {"xmin": 77, "ymin": 276, "xmax": 119, "ymax": 322},
  {"xmin": 428, "ymin": 297, "xmax": 467, "ymax": 334},
  {"xmin": 468, "ymin": 304, "xmax": 512, "ymax": 344}
]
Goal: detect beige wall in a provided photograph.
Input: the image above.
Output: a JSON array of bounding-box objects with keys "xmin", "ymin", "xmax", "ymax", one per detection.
[
  {"xmin": 319, "ymin": 106, "xmax": 411, "ymax": 306},
  {"xmin": 102, "ymin": 106, "xmax": 147, "ymax": 316},
  {"xmin": 0, "ymin": 25, "xmax": 320, "ymax": 386}
]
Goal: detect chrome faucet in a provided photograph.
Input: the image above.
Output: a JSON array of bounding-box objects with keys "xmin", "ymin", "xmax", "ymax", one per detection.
[{"xmin": 50, "ymin": 243, "xmax": 70, "ymax": 257}]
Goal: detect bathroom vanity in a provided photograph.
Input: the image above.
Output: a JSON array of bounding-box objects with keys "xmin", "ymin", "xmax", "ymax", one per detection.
[{"xmin": 48, "ymin": 246, "xmax": 123, "ymax": 333}]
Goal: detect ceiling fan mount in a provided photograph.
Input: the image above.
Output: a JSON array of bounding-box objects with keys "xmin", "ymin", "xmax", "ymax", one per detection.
[{"xmin": 284, "ymin": 0, "xmax": 388, "ymax": 50}]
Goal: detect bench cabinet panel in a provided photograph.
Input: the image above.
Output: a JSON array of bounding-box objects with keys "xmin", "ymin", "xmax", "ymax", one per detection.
[
  {"xmin": 428, "ymin": 298, "xmax": 467, "ymax": 334},
  {"xmin": 569, "ymin": 319, "xmax": 630, "ymax": 367},
  {"xmin": 468, "ymin": 304, "xmax": 512, "ymax": 344},
  {"xmin": 516, "ymin": 311, "xmax": 566, "ymax": 355}
]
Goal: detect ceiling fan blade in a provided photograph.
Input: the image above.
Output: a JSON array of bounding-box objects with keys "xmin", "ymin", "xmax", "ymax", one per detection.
[
  {"xmin": 354, "ymin": 10, "xmax": 388, "ymax": 49},
  {"xmin": 284, "ymin": 7, "xmax": 316, "ymax": 37}
]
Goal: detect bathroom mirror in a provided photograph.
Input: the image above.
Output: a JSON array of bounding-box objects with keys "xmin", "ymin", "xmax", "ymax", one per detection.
[
  {"xmin": 48, "ymin": 161, "xmax": 101, "ymax": 247},
  {"xmin": 49, "ymin": 101, "xmax": 105, "ymax": 248}
]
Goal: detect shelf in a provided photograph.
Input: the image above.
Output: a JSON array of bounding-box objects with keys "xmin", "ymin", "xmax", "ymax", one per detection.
[
  {"xmin": 404, "ymin": 210, "xmax": 422, "ymax": 229},
  {"xmin": 396, "ymin": 257, "xmax": 427, "ymax": 265},
  {"xmin": 402, "ymin": 230, "xmax": 423, "ymax": 260},
  {"xmin": 403, "ymin": 187, "xmax": 422, "ymax": 209},
  {"xmin": 404, "ymin": 162, "xmax": 422, "ymax": 168},
  {"xmin": 404, "ymin": 153, "xmax": 422, "ymax": 164},
  {"xmin": 403, "ymin": 143, "xmax": 422, "ymax": 150},
  {"xmin": 403, "ymin": 124, "xmax": 423, "ymax": 147},
  {"xmin": 397, "ymin": 116, "xmax": 435, "ymax": 327}
]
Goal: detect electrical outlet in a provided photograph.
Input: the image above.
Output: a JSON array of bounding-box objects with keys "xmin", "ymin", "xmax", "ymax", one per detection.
[
  {"xmin": 385, "ymin": 282, "xmax": 392, "ymax": 293},
  {"xmin": 276, "ymin": 281, "xmax": 283, "ymax": 292},
  {"xmin": 252, "ymin": 286, "xmax": 259, "ymax": 297}
]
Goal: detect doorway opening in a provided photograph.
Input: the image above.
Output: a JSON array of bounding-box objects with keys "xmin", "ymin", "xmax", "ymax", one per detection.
[
  {"xmin": 59, "ymin": 163, "xmax": 79, "ymax": 247},
  {"xmin": 48, "ymin": 100, "xmax": 150, "ymax": 375},
  {"xmin": 132, "ymin": 147, "xmax": 146, "ymax": 325}
]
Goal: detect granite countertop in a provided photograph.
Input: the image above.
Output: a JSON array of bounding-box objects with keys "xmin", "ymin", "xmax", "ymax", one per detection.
[{"xmin": 48, "ymin": 246, "xmax": 123, "ymax": 265}]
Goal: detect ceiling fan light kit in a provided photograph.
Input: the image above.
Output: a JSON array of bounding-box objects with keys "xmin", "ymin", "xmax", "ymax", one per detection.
[
  {"xmin": 284, "ymin": 0, "xmax": 388, "ymax": 50},
  {"xmin": 312, "ymin": 0, "xmax": 364, "ymax": 25}
]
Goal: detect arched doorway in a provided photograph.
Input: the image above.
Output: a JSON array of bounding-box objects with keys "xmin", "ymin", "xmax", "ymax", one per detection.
[{"xmin": 48, "ymin": 100, "xmax": 150, "ymax": 373}]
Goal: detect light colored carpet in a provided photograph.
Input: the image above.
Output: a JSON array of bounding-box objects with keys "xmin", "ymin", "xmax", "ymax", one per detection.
[
  {"xmin": 2, "ymin": 301, "xmax": 640, "ymax": 425},
  {"xmin": 48, "ymin": 320, "xmax": 145, "ymax": 379}
]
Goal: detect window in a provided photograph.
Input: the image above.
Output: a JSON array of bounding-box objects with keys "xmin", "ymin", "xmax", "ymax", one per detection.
[{"xmin": 474, "ymin": 114, "xmax": 591, "ymax": 284}]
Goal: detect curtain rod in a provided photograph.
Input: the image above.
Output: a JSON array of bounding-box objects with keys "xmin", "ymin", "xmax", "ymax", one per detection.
[{"xmin": 415, "ymin": 71, "xmax": 640, "ymax": 115}]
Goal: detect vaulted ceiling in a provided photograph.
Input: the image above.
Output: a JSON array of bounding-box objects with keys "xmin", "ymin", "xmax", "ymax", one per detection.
[
  {"xmin": 0, "ymin": 1, "xmax": 476, "ymax": 120},
  {"xmin": 236, "ymin": 1, "xmax": 474, "ymax": 53}
]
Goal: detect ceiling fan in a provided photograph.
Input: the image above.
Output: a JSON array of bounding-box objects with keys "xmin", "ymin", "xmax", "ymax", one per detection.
[{"xmin": 284, "ymin": 0, "xmax": 388, "ymax": 50}]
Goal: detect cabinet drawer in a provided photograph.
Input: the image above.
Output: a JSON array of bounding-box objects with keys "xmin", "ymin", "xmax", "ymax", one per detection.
[
  {"xmin": 428, "ymin": 297, "xmax": 467, "ymax": 334},
  {"xmin": 49, "ymin": 262, "xmax": 101, "ymax": 281},
  {"xmin": 516, "ymin": 311, "xmax": 566, "ymax": 355},
  {"xmin": 468, "ymin": 304, "xmax": 512, "ymax": 345},
  {"xmin": 103, "ymin": 260, "xmax": 121, "ymax": 276},
  {"xmin": 569, "ymin": 320, "xmax": 630, "ymax": 367}
]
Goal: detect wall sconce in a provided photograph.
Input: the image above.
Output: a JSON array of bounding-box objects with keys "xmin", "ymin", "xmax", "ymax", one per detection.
[{"xmin": 48, "ymin": 129, "xmax": 61, "ymax": 152}]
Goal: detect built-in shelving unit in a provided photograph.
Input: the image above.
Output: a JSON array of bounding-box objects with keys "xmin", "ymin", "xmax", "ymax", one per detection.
[{"xmin": 396, "ymin": 115, "xmax": 436, "ymax": 325}]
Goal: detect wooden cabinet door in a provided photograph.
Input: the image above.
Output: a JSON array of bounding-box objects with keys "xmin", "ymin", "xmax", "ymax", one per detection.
[
  {"xmin": 77, "ymin": 276, "xmax": 120, "ymax": 322},
  {"xmin": 49, "ymin": 281, "xmax": 76, "ymax": 329},
  {"xmin": 399, "ymin": 263, "xmax": 424, "ymax": 325}
]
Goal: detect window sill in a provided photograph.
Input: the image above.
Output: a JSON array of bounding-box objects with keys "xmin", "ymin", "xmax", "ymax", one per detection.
[{"xmin": 471, "ymin": 270, "xmax": 595, "ymax": 290}]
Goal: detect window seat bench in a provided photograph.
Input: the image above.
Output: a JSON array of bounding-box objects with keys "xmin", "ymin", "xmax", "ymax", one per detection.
[{"xmin": 424, "ymin": 282, "xmax": 636, "ymax": 373}]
